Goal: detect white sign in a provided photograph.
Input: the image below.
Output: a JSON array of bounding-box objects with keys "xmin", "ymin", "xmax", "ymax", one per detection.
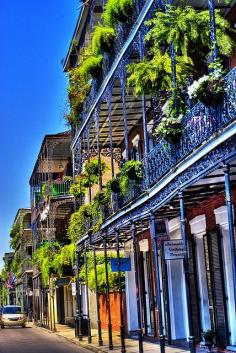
[
  {"xmin": 71, "ymin": 282, "xmax": 76, "ymax": 296},
  {"xmin": 139, "ymin": 239, "xmax": 149, "ymax": 252},
  {"xmin": 163, "ymin": 240, "xmax": 185, "ymax": 260}
]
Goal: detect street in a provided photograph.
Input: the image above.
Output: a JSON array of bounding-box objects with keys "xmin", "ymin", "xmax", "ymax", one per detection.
[{"xmin": 0, "ymin": 326, "xmax": 90, "ymax": 353}]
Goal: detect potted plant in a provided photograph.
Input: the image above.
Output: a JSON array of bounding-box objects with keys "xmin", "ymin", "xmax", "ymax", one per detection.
[
  {"xmin": 80, "ymin": 54, "xmax": 103, "ymax": 78},
  {"xmin": 155, "ymin": 89, "xmax": 187, "ymax": 143},
  {"xmin": 202, "ymin": 330, "xmax": 214, "ymax": 352},
  {"xmin": 121, "ymin": 160, "xmax": 143, "ymax": 181},
  {"xmin": 103, "ymin": 0, "xmax": 134, "ymax": 27},
  {"xmin": 188, "ymin": 60, "xmax": 225, "ymax": 107},
  {"xmin": 107, "ymin": 177, "xmax": 121, "ymax": 194},
  {"xmin": 92, "ymin": 24, "xmax": 116, "ymax": 53},
  {"xmin": 84, "ymin": 159, "xmax": 108, "ymax": 185}
]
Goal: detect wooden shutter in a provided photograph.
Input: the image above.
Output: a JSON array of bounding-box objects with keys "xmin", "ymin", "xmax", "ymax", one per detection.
[
  {"xmin": 205, "ymin": 229, "xmax": 229, "ymax": 347},
  {"xmin": 188, "ymin": 238, "xmax": 201, "ymax": 340},
  {"xmin": 161, "ymin": 255, "xmax": 172, "ymax": 344}
]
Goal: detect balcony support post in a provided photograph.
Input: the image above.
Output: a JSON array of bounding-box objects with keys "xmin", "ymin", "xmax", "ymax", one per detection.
[
  {"xmin": 75, "ymin": 250, "xmax": 83, "ymax": 341},
  {"xmin": 131, "ymin": 222, "xmax": 144, "ymax": 353},
  {"xmin": 150, "ymin": 213, "xmax": 165, "ymax": 353},
  {"xmin": 179, "ymin": 191, "xmax": 196, "ymax": 353},
  {"xmin": 93, "ymin": 245, "xmax": 103, "ymax": 346},
  {"xmin": 120, "ymin": 67, "xmax": 129, "ymax": 161},
  {"xmin": 138, "ymin": 33, "xmax": 150, "ymax": 158},
  {"xmin": 103, "ymin": 235, "xmax": 114, "ymax": 350},
  {"xmin": 115, "ymin": 229, "xmax": 126, "ymax": 353},
  {"xmin": 107, "ymin": 90, "xmax": 115, "ymax": 177},
  {"xmin": 86, "ymin": 127, "xmax": 92, "ymax": 203},
  {"xmin": 95, "ymin": 105, "xmax": 102, "ymax": 191},
  {"xmin": 208, "ymin": 0, "xmax": 218, "ymax": 62},
  {"xmin": 84, "ymin": 245, "xmax": 92, "ymax": 343},
  {"xmin": 223, "ymin": 164, "xmax": 236, "ymax": 312}
]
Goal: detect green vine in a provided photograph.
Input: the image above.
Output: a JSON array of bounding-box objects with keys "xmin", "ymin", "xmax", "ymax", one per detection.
[
  {"xmin": 79, "ymin": 252, "xmax": 125, "ymax": 293},
  {"xmin": 52, "ymin": 243, "xmax": 76, "ymax": 277},
  {"xmin": 32, "ymin": 241, "xmax": 60, "ymax": 287}
]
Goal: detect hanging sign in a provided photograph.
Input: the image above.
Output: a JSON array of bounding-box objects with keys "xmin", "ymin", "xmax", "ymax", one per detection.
[
  {"xmin": 139, "ymin": 239, "xmax": 149, "ymax": 252},
  {"xmin": 71, "ymin": 282, "xmax": 76, "ymax": 296},
  {"xmin": 163, "ymin": 240, "xmax": 185, "ymax": 260},
  {"xmin": 156, "ymin": 220, "xmax": 169, "ymax": 248},
  {"xmin": 110, "ymin": 258, "xmax": 131, "ymax": 272}
]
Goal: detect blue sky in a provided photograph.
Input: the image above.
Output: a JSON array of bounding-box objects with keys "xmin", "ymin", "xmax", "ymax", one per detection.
[{"xmin": 0, "ymin": 1, "xmax": 79, "ymax": 268}]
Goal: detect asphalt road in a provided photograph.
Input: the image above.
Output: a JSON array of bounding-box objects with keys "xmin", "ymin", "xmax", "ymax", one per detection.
[{"xmin": 0, "ymin": 326, "xmax": 90, "ymax": 353}]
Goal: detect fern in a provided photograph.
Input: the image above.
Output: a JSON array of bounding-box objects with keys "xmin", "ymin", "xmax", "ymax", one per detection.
[
  {"xmin": 127, "ymin": 51, "xmax": 190, "ymax": 95},
  {"xmin": 92, "ymin": 24, "xmax": 116, "ymax": 53},
  {"xmin": 145, "ymin": 5, "xmax": 235, "ymax": 59}
]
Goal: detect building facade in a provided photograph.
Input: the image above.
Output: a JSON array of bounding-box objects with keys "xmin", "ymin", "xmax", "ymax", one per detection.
[{"xmin": 62, "ymin": 0, "xmax": 236, "ymax": 352}]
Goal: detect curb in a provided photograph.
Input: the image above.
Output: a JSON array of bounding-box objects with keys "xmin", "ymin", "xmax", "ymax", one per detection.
[{"xmin": 32, "ymin": 324, "xmax": 113, "ymax": 353}]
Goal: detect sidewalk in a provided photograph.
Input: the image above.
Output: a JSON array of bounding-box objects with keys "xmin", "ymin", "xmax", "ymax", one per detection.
[
  {"xmin": 36, "ymin": 323, "xmax": 223, "ymax": 353},
  {"xmin": 53, "ymin": 324, "xmax": 188, "ymax": 353}
]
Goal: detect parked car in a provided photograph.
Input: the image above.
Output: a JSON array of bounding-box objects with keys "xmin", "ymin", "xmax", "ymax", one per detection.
[
  {"xmin": 0, "ymin": 305, "xmax": 26, "ymax": 328},
  {"xmin": 0, "ymin": 307, "xmax": 2, "ymax": 318}
]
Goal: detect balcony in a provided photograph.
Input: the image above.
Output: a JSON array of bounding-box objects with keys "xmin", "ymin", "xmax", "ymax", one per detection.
[{"xmin": 106, "ymin": 66, "xmax": 236, "ymax": 215}]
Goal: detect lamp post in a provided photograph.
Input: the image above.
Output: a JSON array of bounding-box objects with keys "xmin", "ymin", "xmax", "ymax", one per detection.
[
  {"xmin": 84, "ymin": 247, "xmax": 92, "ymax": 343},
  {"xmin": 74, "ymin": 251, "xmax": 83, "ymax": 341}
]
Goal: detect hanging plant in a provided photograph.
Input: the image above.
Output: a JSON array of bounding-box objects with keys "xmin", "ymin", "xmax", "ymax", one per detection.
[
  {"xmin": 103, "ymin": 0, "xmax": 134, "ymax": 27},
  {"xmin": 52, "ymin": 243, "xmax": 76, "ymax": 277},
  {"xmin": 84, "ymin": 158, "xmax": 108, "ymax": 185},
  {"xmin": 69, "ymin": 174, "xmax": 89, "ymax": 197},
  {"xmin": 145, "ymin": 5, "xmax": 235, "ymax": 61},
  {"xmin": 188, "ymin": 60, "xmax": 225, "ymax": 107},
  {"xmin": 68, "ymin": 204, "xmax": 93, "ymax": 242},
  {"xmin": 80, "ymin": 54, "xmax": 103, "ymax": 78},
  {"xmin": 93, "ymin": 189, "xmax": 111, "ymax": 207},
  {"xmin": 119, "ymin": 160, "xmax": 143, "ymax": 195},
  {"xmin": 127, "ymin": 51, "xmax": 190, "ymax": 96},
  {"xmin": 92, "ymin": 24, "xmax": 116, "ymax": 53},
  {"xmin": 106, "ymin": 177, "xmax": 121, "ymax": 194},
  {"xmin": 155, "ymin": 89, "xmax": 187, "ymax": 143}
]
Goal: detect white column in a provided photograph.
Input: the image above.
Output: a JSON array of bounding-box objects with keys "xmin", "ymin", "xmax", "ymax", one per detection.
[
  {"xmin": 214, "ymin": 206, "xmax": 236, "ymax": 346},
  {"xmin": 167, "ymin": 217, "xmax": 189, "ymax": 340},
  {"xmin": 124, "ymin": 241, "xmax": 139, "ymax": 332},
  {"xmin": 189, "ymin": 214, "xmax": 211, "ymax": 332}
]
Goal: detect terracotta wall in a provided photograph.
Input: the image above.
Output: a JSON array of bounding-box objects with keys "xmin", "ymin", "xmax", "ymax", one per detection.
[{"xmin": 99, "ymin": 292, "xmax": 127, "ymax": 332}]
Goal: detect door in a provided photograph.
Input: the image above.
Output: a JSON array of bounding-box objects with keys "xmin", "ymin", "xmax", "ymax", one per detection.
[
  {"xmin": 139, "ymin": 251, "xmax": 156, "ymax": 336},
  {"xmin": 204, "ymin": 230, "xmax": 229, "ymax": 347}
]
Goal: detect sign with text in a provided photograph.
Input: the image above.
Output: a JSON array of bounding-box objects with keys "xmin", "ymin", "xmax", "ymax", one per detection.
[
  {"xmin": 71, "ymin": 282, "xmax": 76, "ymax": 296},
  {"xmin": 163, "ymin": 240, "xmax": 185, "ymax": 260},
  {"xmin": 110, "ymin": 258, "xmax": 131, "ymax": 272}
]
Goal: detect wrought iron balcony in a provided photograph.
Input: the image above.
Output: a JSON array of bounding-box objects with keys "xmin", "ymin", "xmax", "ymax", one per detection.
[
  {"xmin": 107, "ymin": 66, "xmax": 236, "ymax": 215},
  {"xmin": 142, "ymin": 67, "xmax": 236, "ymax": 187}
]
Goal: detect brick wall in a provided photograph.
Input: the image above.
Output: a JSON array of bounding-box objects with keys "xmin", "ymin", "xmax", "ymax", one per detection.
[
  {"xmin": 186, "ymin": 188, "xmax": 236, "ymax": 236},
  {"xmin": 99, "ymin": 292, "xmax": 127, "ymax": 332}
]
